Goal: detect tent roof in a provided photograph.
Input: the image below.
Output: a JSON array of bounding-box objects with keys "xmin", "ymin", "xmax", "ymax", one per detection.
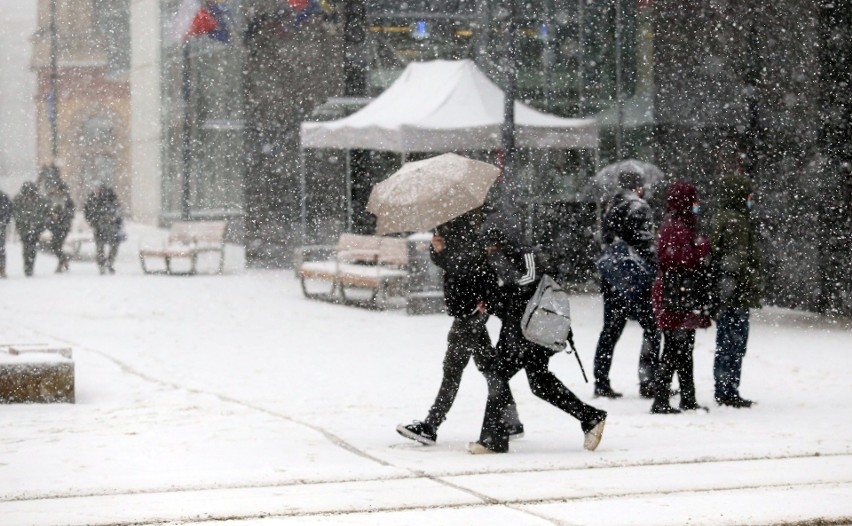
[{"xmin": 300, "ymin": 59, "xmax": 599, "ymax": 152}]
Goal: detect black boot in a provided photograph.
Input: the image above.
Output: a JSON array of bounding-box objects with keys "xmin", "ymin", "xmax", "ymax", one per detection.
[{"xmin": 594, "ymin": 384, "xmax": 623, "ymax": 399}]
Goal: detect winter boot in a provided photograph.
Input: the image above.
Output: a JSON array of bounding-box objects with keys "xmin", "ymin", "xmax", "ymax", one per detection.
[
  {"xmin": 594, "ymin": 384, "xmax": 623, "ymax": 399},
  {"xmin": 396, "ymin": 421, "xmax": 437, "ymax": 445},
  {"xmin": 507, "ymin": 423, "xmax": 525, "ymax": 441},
  {"xmin": 679, "ymin": 400, "xmax": 710, "ymax": 412},
  {"xmin": 650, "ymin": 401, "xmax": 681, "ymax": 414},
  {"xmin": 716, "ymin": 395, "xmax": 754, "ymax": 408}
]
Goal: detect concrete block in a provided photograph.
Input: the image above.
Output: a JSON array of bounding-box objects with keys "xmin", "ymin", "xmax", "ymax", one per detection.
[{"xmin": 0, "ymin": 349, "xmax": 75, "ymax": 404}]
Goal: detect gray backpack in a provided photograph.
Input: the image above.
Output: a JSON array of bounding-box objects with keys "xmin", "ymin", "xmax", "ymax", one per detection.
[
  {"xmin": 521, "ymin": 275, "xmax": 572, "ymax": 352},
  {"xmin": 521, "ymin": 274, "xmax": 588, "ymax": 381}
]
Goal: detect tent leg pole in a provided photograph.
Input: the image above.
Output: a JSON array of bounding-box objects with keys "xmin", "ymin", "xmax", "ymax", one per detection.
[
  {"xmin": 300, "ymin": 148, "xmax": 307, "ymax": 245},
  {"xmin": 346, "ymin": 150, "xmax": 353, "ymax": 232}
]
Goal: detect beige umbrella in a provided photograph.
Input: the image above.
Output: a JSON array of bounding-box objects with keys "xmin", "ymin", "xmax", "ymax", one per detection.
[{"xmin": 367, "ymin": 153, "xmax": 500, "ymax": 235}]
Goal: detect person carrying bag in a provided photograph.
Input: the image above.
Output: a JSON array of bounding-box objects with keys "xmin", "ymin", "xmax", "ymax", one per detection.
[{"xmin": 650, "ymin": 180, "xmax": 713, "ymax": 415}]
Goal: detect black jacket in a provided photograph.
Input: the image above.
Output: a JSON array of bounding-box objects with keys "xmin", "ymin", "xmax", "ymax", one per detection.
[
  {"xmin": 602, "ymin": 189, "xmax": 656, "ymax": 263},
  {"xmin": 84, "ymin": 187, "xmax": 123, "ymax": 241},
  {"xmin": 430, "ymin": 225, "xmax": 497, "ymax": 318},
  {"xmin": 0, "ymin": 191, "xmax": 12, "ymax": 226},
  {"xmin": 485, "ymin": 238, "xmax": 542, "ymax": 319}
]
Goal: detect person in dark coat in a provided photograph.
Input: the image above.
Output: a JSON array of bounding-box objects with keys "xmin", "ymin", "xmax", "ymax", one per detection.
[
  {"xmin": 650, "ymin": 180, "xmax": 712, "ymax": 414},
  {"xmin": 0, "ymin": 189, "xmax": 12, "ymax": 278},
  {"xmin": 84, "ymin": 184, "xmax": 124, "ymax": 274},
  {"xmin": 45, "ymin": 179, "xmax": 75, "ymax": 273},
  {"xmin": 396, "ymin": 209, "xmax": 524, "ymax": 445},
  {"xmin": 12, "ymin": 182, "xmax": 50, "ymax": 277},
  {"xmin": 593, "ymin": 170, "xmax": 660, "ymax": 399},
  {"xmin": 709, "ymin": 174, "xmax": 763, "ymax": 408},
  {"xmin": 469, "ymin": 217, "xmax": 606, "ymax": 454}
]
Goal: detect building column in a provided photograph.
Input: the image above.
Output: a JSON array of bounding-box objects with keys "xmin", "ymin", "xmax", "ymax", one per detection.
[{"xmin": 129, "ymin": 0, "xmax": 162, "ymax": 224}]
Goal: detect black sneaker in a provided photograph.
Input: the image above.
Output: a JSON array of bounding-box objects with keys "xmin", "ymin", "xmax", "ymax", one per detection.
[
  {"xmin": 507, "ymin": 423, "xmax": 525, "ymax": 440},
  {"xmin": 396, "ymin": 421, "xmax": 437, "ymax": 445},
  {"xmin": 467, "ymin": 441, "xmax": 503, "ymax": 454},
  {"xmin": 594, "ymin": 385, "xmax": 623, "ymax": 399}
]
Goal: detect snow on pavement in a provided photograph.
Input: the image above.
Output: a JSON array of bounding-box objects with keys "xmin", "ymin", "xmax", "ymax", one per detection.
[{"xmin": 0, "ymin": 228, "xmax": 850, "ymax": 525}]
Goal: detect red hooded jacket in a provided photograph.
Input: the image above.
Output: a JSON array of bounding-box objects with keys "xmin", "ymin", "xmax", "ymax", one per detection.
[{"xmin": 651, "ymin": 180, "xmax": 712, "ymax": 330}]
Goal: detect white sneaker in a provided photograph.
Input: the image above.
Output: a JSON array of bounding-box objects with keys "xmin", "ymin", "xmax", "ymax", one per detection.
[
  {"xmin": 467, "ymin": 441, "xmax": 500, "ymax": 454},
  {"xmin": 583, "ymin": 419, "xmax": 606, "ymax": 451}
]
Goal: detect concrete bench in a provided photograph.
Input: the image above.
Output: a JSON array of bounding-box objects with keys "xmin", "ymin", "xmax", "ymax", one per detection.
[
  {"xmin": 139, "ymin": 220, "xmax": 227, "ymax": 275},
  {"xmin": 297, "ymin": 233, "xmax": 410, "ymax": 308},
  {"xmin": 0, "ymin": 345, "xmax": 75, "ymax": 404}
]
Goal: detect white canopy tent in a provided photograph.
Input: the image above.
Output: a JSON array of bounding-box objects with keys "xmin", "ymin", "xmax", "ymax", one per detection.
[
  {"xmin": 301, "ymin": 59, "xmax": 599, "ymax": 151},
  {"xmin": 298, "ymin": 59, "xmax": 600, "ymax": 237}
]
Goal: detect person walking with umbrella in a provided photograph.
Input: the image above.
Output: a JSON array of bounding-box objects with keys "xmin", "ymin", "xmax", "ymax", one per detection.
[
  {"xmin": 592, "ymin": 170, "xmax": 660, "ymax": 399},
  {"xmin": 396, "ymin": 208, "xmax": 524, "ymax": 445},
  {"xmin": 368, "ymin": 154, "xmax": 525, "ymax": 446}
]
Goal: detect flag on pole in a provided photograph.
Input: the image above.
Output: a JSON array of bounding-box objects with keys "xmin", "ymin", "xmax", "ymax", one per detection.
[
  {"xmin": 172, "ymin": 0, "xmax": 232, "ymax": 44},
  {"xmin": 289, "ymin": 0, "xmax": 334, "ymax": 27}
]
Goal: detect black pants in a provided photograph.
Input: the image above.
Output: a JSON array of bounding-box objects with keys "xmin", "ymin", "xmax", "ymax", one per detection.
[
  {"xmin": 95, "ymin": 238, "xmax": 120, "ymax": 271},
  {"xmin": 479, "ymin": 311, "xmax": 602, "ymax": 452},
  {"xmin": 654, "ymin": 329, "xmax": 697, "ymax": 407},
  {"xmin": 425, "ymin": 313, "xmax": 521, "ymax": 430},
  {"xmin": 593, "ymin": 284, "xmax": 660, "ymax": 391},
  {"xmin": 0, "ymin": 226, "xmax": 6, "ymax": 270},
  {"xmin": 21, "ymin": 234, "xmax": 38, "ymax": 277},
  {"xmin": 49, "ymin": 226, "xmax": 70, "ymax": 263}
]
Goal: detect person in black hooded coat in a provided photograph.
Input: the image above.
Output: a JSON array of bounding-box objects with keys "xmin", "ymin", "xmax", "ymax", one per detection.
[
  {"xmin": 396, "ymin": 208, "xmax": 524, "ymax": 445},
  {"xmin": 13, "ymin": 182, "xmax": 50, "ymax": 277},
  {"xmin": 84, "ymin": 184, "xmax": 124, "ymax": 274},
  {"xmin": 0, "ymin": 189, "xmax": 12, "ymax": 278},
  {"xmin": 468, "ymin": 216, "xmax": 607, "ymax": 454}
]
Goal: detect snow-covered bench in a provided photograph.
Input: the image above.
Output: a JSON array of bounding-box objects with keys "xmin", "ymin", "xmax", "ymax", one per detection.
[
  {"xmin": 139, "ymin": 220, "xmax": 227, "ymax": 275},
  {"xmin": 296, "ymin": 233, "xmax": 410, "ymax": 308}
]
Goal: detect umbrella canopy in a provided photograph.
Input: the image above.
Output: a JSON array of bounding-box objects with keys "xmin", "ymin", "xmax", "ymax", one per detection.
[
  {"xmin": 367, "ymin": 153, "xmax": 500, "ymax": 235},
  {"xmin": 582, "ymin": 159, "xmax": 664, "ymax": 202}
]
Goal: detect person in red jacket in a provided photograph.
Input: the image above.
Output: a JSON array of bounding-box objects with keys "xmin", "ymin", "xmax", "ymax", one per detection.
[{"xmin": 650, "ymin": 180, "xmax": 712, "ymax": 414}]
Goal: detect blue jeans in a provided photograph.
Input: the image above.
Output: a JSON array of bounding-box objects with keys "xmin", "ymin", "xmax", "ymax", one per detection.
[{"xmin": 714, "ymin": 308, "xmax": 750, "ymax": 400}]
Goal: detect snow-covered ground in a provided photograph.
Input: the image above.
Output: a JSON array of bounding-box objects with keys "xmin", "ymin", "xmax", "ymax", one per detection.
[{"xmin": 0, "ymin": 224, "xmax": 850, "ymax": 526}]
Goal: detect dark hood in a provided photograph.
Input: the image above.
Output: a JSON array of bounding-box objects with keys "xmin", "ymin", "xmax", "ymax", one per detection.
[{"xmin": 666, "ymin": 180, "xmax": 698, "ymax": 216}]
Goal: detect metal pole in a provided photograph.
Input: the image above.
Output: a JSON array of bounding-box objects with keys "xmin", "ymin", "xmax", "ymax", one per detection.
[
  {"xmin": 300, "ymin": 148, "xmax": 307, "ymax": 244},
  {"xmin": 577, "ymin": 0, "xmax": 585, "ymax": 114},
  {"xmin": 501, "ymin": 0, "xmax": 518, "ymax": 216},
  {"xmin": 345, "ymin": 150, "xmax": 353, "ymax": 231},
  {"xmin": 181, "ymin": 44, "xmax": 192, "ymax": 221},
  {"xmin": 49, "ymin": 0, "xmax": 59, "ymax": 162},
  {"xmin": 614, "ymin": 0, "xmax": 625, "ymax": 160}
]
